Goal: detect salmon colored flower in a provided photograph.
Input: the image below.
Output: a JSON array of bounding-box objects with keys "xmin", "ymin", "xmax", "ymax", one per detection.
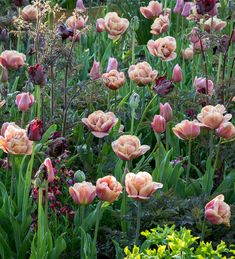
[
  {"xmin": 216, "ymin": 122, "xmax": 235, "ymax": 140},
  {"xmin": 0, "ymin": 123, "xmax": 33, "ymax": 155},
  {"xmin": 96, "ymin": 175, "xmax": 122, "ymax": 203},
  {"xmin": 182, "ymin": 46, "xmax": 194, "ymax": 59},
  {"xmin": 103, "ymin": 12, "xmax": 129, "ymax": 40},
  {"xmin": 112, "ymin": 135, "xmax": 150, "ymax": 161},
  {"xmin": 69, "ymin": 181, "xmax": 96, "ymax": 205},
  {"xmin": 150, "ymin": 15, "xmax": 169, "ymax": 35},
  {"xmin": 147, "ymin": 36, "xmax": 177, "ymax": 61},
  {"xmin": 205, "ymin": 194, "xmax": 231, "ymax": 227},
  {"xmin": 160, "ymin": 102, "xmax": 172, "ymax": 122},
  {"xmin": 172, "ymin": 120, "xmax": 201, "ymax": 140},
  {"xmin": 0, "ymin": 50, "xmax": 26, "ymax": 70},
  {"xmin": 194, "ymin": 77, "xmax": 214, "ymax": 95},
  {"xmin": 197, "ymin": 105, "xmax": 232, "ymax": 129},
  {"xmin": 202, "ymin": 17, "xmax": 227, "ymax": 33},
  {"xmin": 66, "ymin": 15, "xmax": 86, "ymax": 31},
  {"xmin": 128, "ymin": 62, "xmax": 158, "ymax": 86},
  {"xmin": 15, "ymin": 92, "xmax": 34, "ymax": 111},
  {"xmin": 96, "ymin": 18, "xmax": 106, "ymax": 32},
  {"xmin": 43, "ymin": 158, "xmax": 55, "ymax": 183},
  {"xmin": 21, "ymin": 5, "xmax": 37, "ymax": 22},
  {"xmin": 102, "ymin": 69, "xmax": 125, "ymax": 90},
  {"xmin": 172, "ymin": 64, "xmax": 182, "ymax": 82},
  {"xmin": 140, "ymin": 1, "xmax": 162, "ymax": 19},
  {"xmin": 151, "ymin": 115, "xmax": 166, "ymax": 133},
  {"xmin": 89, "ymin": 60, "xmax": 101, "ymax": 80},
  {"xmin": 125, "ymin": 172, "xmax": 163, "ymax": 201},
  {"xmin": 82, "ymin": 110, "xmax": 118, "ymax": 138}
]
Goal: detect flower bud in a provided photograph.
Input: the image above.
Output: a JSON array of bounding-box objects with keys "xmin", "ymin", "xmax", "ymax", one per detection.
[
  {"xmin": 27, "ymin": 118, "xmax": 44, "ymax": 141},
  {"xmin": 132, "ymin": 16, "xmax": 139, "ymax": 31},
  {"xmin": 28, "ymin": 64, "xmax": 47, "ymax": 86},
  {"xmin": 181, "ymin": 2, "xmax": 193, "ymax": 17},
  {"xmin": 15, "ymin": 92, "xmax": 34, "ymax": 111},
  {"xmin": 160, "ymin": 102, "xmax": 172, "ymax": 122},
  {"xmin": 172, "ymin": 64, "xmax": 182, "ymax": 82},
  {"xmin": 216, "ymin": 122, "xmax": 235, "ymax": 139},
  {"xmin": 107, "ymin": 57, "xmax": 118, "ymax": 72},
  {"xmin": 76, "ymin": 0, "xmax": 86, "ymax": 12},
  {"xmin": 74, "ymin": 170, "xmax": 86, "ymax": 182},
  {"xmin": 0, "ymin": 27, "xmax": 9, "ymax": 42},
  {"xmin": 151, "ymin": 115, "xmax": 166, "ymax": 133},
  {"xmin": 89, "ymin": 60, "xmax": 101, "ymax": 80},
  {"xmin": 153, "ymin": 75, "xmax": 174, "ymax": 97},
  {"xmin": 129, "ymin": 92, "xmax": 140, "ymax": 110},
  {"xmin": 43, "ymin": 158, "xmax": 55, "ymax": 183},
  {"xmin": 96, "ymin": 18, "xmax": 106, "ymax": 33}
]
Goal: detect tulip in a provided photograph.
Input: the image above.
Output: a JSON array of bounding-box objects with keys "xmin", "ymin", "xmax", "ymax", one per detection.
[
  {"xmin": 28, "ymin": 64, "xmax": 47, "ymax": 86},
  {"xmin": 76, "ymin": 0, "xmax": 86, "ymax": 12},
  {"xmin": 129, "ymin": 92, "xmax": 140, "ymax": 110},
  {"xmin": 181, "ymin": 2, "xmax": 193, "ymax": 17},
  {"xmin": 172, "ymin": 64, "xmax": 182, "ymax": 82},
  {"xmin": 197, "ymin": 104, "xmax": 232, "ymax": 129},
  {"xmin": 182, "ymin": 46, "xmax": 194, "ymax": 59},
  {"xmin": 43, "ymin": 158, "xmax": 55, "ymax": 183},
  {"xmin": 172, "ymin": 120, "xmax": 201, "ymax": 140},
  {"xmin": 66, "ymin": 15, "xmax": 86, "ymax": 31},
  {"xmin": 102, "ymin": 69, "xmax": 125, "ymax": 90},
  {"xmin": 125, "ymin": 172, "xmax": 163, "ymax": 201},
  {"xmin": 0, "ymin": 50, "xmax": 26, "ymax": 70},
  {"xmin": 147, "ymin": 36, "xmax": 177, "ymax": 61},
  {"xmin": 22, "ymin": 5, "xmax": 37, "ymax": 22},
  {"xmin": 89, "ymin": 60, "xmax": 101, "ymax": 80},
  {"xmin": 160, "ymin": 103, "xmax": 172, "ymax": 122},
  {"xmin": 15, "ymin": 92, "xmax": 34, "ymax": 111},
  {"xmin": 0, "ymin": 27, "xmax": 9, "ymax": 42},
  {"xmin": 140, "ymin": 1, "xmax": 163, "ymax": 19},
  {"xmin": 96, "ymin": 18, "xmax": 106, "ymax": 33},
  {"xmin": 112, "ymin": 135, "xmax": 150, "ymax": 161},
  {"xmin": 150, "ymin": 15, "xmax": 169, "ymax": 36},
  {"xmin": 153, "ymin": 75, "xmax": 174, "ymax": 97},
  {"xmin": 106, "ymin": 57, "xmax": 118, "ymax": 72},
  {"xmin": 96, "ymin": 175, "xmax": 122, "ymax": 203},
  {"xmin": 128, "ymin": 62, "xmax": 158, "ymax": 86},
  {"xmin": 0, "ymin": 123, "xmax": 33, "ymax": 155},
  {"xmin": 27, "ymin": 118, "xmax": 44, "ymax": 141},
  {"xmin": 194, "ymin": 77, "xmax": 214, "ymax": 95},
  {"xmin": 203, "ymin": 17, "xmax": 227, "ymax": 33},
  {"xmin": 205, "ymin": 194, "xmax": 231, "ymax": 227},
  {"xmin": 69, "ymin": 181, "xmax": 96, "ymax": 205},
  {"xmin": 173, "ymin": 0, "xmax": 184, "ymax": 13},
  {"xmin": 216, "ymin": 122, "xmax": 235, "ymax": 140},
  {"xmin": 151, "ymin": 115, "xmax": 166, "ymax": 134},
  {"xmin": 196, "ymin": 0, "xmax": 217, "ymax": 15}
]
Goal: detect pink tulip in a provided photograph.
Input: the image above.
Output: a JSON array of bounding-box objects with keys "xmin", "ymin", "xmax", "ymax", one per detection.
[
  {"xmin": 205, "ymin": 194, "xmax": 231, "ymax": 227},
  {"xmin": 0, "ymin": 50, "xmax": 26, "ymax": 70},
  {"xmin": 89, "ymin": 60, "xmax": 101, "ymax": 80},
  {"xmin": 203, "ymin": 17, "xmax": 227, "ymax": 33},
  {"xmin": 151, "ymin": 115, "xmax": 166, "ymax": 134},
  {"xmin": 43, "ymin": 158, "xmax": 55, "ymax": 183},
  {"xmin": 102, "ymin": 69, "xmax": 125, "ymax": 90},
  {"xmin": 181, "ymin": 2, "xmax": 193, "ymax": 17},
  {"xmin": 15, "ymin": 92, "xmax": 34, "ymax": 111},
  {"xmin": 172, "ymin": 64, "xmax": 182, "ymax": 82},
  {"xmin": 140, "ymin": 1, "xmax": 163, "ymax": 19},
  {"xmin": 173, "ymin": 0, "xmax": 184, "ymax": 13},
  {"xmin": 96, "ymin": 175, "xmax": 122, "ymax": 203},
  {"xmin": 216, "ymin": 122, "xmax": 235, "ymax": 140},
  {"xmin": 21, "ymin": 5, "xmax": 37, "ymax": 22},
  {"xmin": 76, "ymin": 0, "xmax": 86, "ymax": 12},
  {"xmin": 96, "ymin": 18, "xmax": 106, "ymax": 33},
  {"xmin": 181, "ymin": 46, "xmax": 194, "ymax": 59},
  {"xmin": 160, "ymin": 103, "xmax": 172, "ymax": 122},
  {"xmin": 150, "ymin": 15, "xmax": 169, "ymax": 36},
  {"xmin": 194, "ymin": 77, "xmax": 214, "ymax": 96},
  {"xmin": 172, "ymin": 120, "xmax": 201, "ymax": 140},
  {"xmin": 69, "ymin": 181, "xmax": 96, "ymax": 205},
  {"xmin": 125, "ymin": 171, "xmax": 163, "ymax": 201},
  {"xmin": 106, "ymin": 57, "xmax": 118, "ymax": 72}
]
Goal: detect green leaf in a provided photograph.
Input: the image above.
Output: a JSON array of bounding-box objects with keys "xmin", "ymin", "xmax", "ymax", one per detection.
[{"xmin": 41, "ymin": 124, "xmax": 57, "ymax": 144}]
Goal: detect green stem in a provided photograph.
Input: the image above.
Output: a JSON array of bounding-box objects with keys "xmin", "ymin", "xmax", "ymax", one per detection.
[
  {"xmin": 213, "ymin": 138, "xmax": 222, "ymax": 172},
  {"xmin": 80, "ymin": 205, "xmax": 86, "ymax": 259},
  {"xmin": 114, "ymin": 90, "xmax": 117, "ymax": 113},
  {"xmin": 154, "ymin": 133, "xmax": 161, "ymax": 181},
  {"xmin": 21, "ymin": 111, "xmax": 25, "ymax": 128},
  {"xmin": 186, "ymin": 139, "xmax": 192, "ymax": 181},
  {"xmin": 37, "ymin": 187, "xmax": 43, "ymax": 251},
  {"xmin": 35, "ymin": 85, "xmax": 41, "ymax": 119},
  {"xmin": 201, "ymin": 217, "xmax": 206, "ymax": 240},
  {"xmin": 134, "ymin": 202, "xmax": 142, "ymax": 244},
  {"xmin": 10, "ymin": 155, "xmax": 15, "ymax": 199},
  {"xmin": 45, "ymin": 181, "xmax": 49, "ymax": 232},
  {"xmin": 121, "ymin": 161, "xmax": 128, "ymax": 233},
  {"xmin": 216, "ymin": 53, "xmax": 223, "ymax": 84},
  {"xmin": 209, "ymin": 130, "xmax": 214, "ymax": 159},
  {"xmin": 165, "ymin": 123, "xmax": 170, "ymax": 151},
  {"xmin": 130, "ymin": 109, "xmax": 135, "ymax": 134}
]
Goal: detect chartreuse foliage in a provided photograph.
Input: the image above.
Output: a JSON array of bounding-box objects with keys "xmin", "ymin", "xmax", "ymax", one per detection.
[{"xmin": 124, "ymin": 225, "xmax": 235, "ymax": 259}]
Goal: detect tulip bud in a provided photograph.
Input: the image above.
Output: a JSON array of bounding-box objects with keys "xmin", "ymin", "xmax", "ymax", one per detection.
[
  {"xmin": 76, "ymin": 0, "xmax": 86, "ymax": 12},
  {"xmin": 132, "ymin": 16, "xmax": 139, "ymax": 31},
  {"xmin": 129, "ymin": 92, "xmax": 140, "ymax": 110},
  {"xmin": 153, "ymin": 75, "xmax": 174, "ymax": 97},
  {"xmin": 106, "ymin": 57, "xmax": 118, "ymax": 72},
  {"xmin": 160, "ymin": 103, "xmax": 172, "ymax": 122},
  {"xmin": 74, "ymin": 170, "xmax": 86, "ymax": 182},
  {"xmin": 181, "ymin": 2, "xmax": 193, "ymax": 17},
  {"xmin": 172, "ymin": 64, "xmax": 182, "ymax": 82},
  {"xmin": 0, "ymin": 27, "xmax": 9, "ymax": 42},
  {"xmin": 28, "ymin": 64, "xmax": 47, "ymax": 86},
  {"xmin": 89, "ymin": 60, "xmax": 101, "ymax": 80},
  {"xmin": 43, "ymin": 158, "xmax": 55, "ymax": 183},
  {"xmin": 96, "ymin": 18, "xmax": 106, "ymax": 33},
  {"xmin": 173, "ymin": 0, "xmax": 184, "ymax": 13},
  {"xmin": 15, "ymin": 92, "xmax": 34, "ymax": 111},
  {"xmin": 151, "ymin": 115, "xmax": 166, "ymax": 133},
  {"xmin": 27, "ymin": 118, "xmax": 44, "ymax": 141},
  {"xmin": 216, "ymin": 122, "xmax": 235, "ymax": 140}
]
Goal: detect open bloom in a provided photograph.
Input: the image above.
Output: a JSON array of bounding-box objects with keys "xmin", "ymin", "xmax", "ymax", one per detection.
[
  {"xmin": 22, "ymin": 5, "xmax": 37, "ymax": 22},
  {"xmin": 43, "ymin": 158, "xmax": 55, "ymax": 183},
  {"xmin": 102, "ymin": 69, "xmax": 125, "ymax": 90},
  {"xmin": 96, "ymin": 175, "xmax": 122, "ymax": 203},
  {"xmin": 69, "ymin": 181, "xmax": 96, "ymax": 205},
  {"xmin": 216, "ymin": 122, "xmax": 235, "ymax": 139},
  {"xmin": 196, "ymin": 0, "xmax": 217, "ymax": 15},
  {"xmin": 82, "ymin": 110, "xmax": 118, "ymax": 138},
  {"xmin": 15, "ymin": 92, "xmax": 34, "ymax": 111},
  {"xmin": 89, "ymin": 60, "xmax": 101, "ymax": 80},
  {"xmin": 0, "ymin": 50, "xmax": 26, "ymax": 70},
  {"xmin": 150, "ymin": 15, "xmax": 169, "ymax": 35},
  {"xmin": 194, "ymin": 77, "xmax": 214, "ymax": 95},
  {"xmin": 205, "ymin": 194, "xmax": 231, "ymax": 227},
  {"xmin": 27, "ymin": 118, "xmax": 44, "ymax": 141},
  {"xmin": 66, "ymin": 15, "xmax": 86, "ymax": 31},
  {"xmin": 202, "ymin": 17, "xmax": 227, "ymax": 33},
  {"xmin": 140, "ymin": 1, "xmax": 162, "ymax": 19},
  {"xmin": 172, "ymin": 120, "xmax": 201, "ymax": 140},
  {"xmin": 151, "ymin": 115, "xmax": 166, "ymax": 133},
  {"xmin": 160, "ymin": 102, "xmax": 172, "ymax": 122},
  {"xmin": 153, "ymin": 75, "xmax": 174, "ymax": 97},
  {"xmin": 0, "ymin": 123, "xmax": 33, "ymax": 155},
  {"xmin": 112, "ymin": 135, "xmax": 150, "ymax": 161},
  {"xmin": 103, "ymin": 12, "xmax": 129, "ymax": 40},
  {"xmin": 172, "ymin": 64, "xmax": 182, "ymax": 82},
  {"xmin": 147, "ymin": 37, "xmax": 177, "ymax": 61},
  {"xmin": 125, "ymin": 172, "xmax": 163, "ymax": 201},
  {"xmin": 197, "ymin": 105, "xmax": 232, "ymax": 129},
  {"xmin": 128, "ymin": 62, "xmax": 158, "ymax": 86}
]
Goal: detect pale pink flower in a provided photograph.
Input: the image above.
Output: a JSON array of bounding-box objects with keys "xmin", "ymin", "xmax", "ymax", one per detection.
[
  {"xmin": 15, "ymin": 92, "xmax": 34, "ymax": 111},
  {"xmin": 102, "ymin": 69, "xmax": 125, "ymax": 90},
  {"xmin": 76, "ymin": 0, "xmax": 86, "ymax": 12},
  {"xmin": 0, "ymin": 50, "xmax": 26, "ymax": 70},
  {"xmin": 151, "ymin": 115, "xmax": 166, "ymax": 134},
  {"xmin": 194, "ymin": 77, "xmax": 214, "ymax": 95},
  {"xmin": 106, "ymin": 57, "xmax": 118, "ymax": 72},
  {"xmin": 43, "ymin": 158, "xmax": 55, "ymax": 183},
  {"xmin": 96, "ymin": 18, "xmax": 106, "ymax": 32},
  {"xmin": 89, "ymin": 60, "xmax": 101, "ymax": 80},
  {"xmin": 172, "ymin": 64, "xmax": 182, "ymax": 82},
  {"xmin": 66, "ymin": 15, "xmax": 86, "ymax": 31},
  {"xmin": 150, "ymin": 15, "xmax": 169, "ymax": 35},
  {"xmin": 140, "ymin": 1, "xmax": 163, "ymax": 19},
  {"xmin": 202, "ymin": 17, "xmax": 227, "ymax": 33},
  {"xmin": 182, "ymin": 46, "xmax": 194, "ymax": 59},
  {"xmin": 172, "ymin": 120, "xmax": 201, "ymax": 140},
  {"xmin": 216, "ymin": 122, "xmax": 235, "ymax": 140},
  {"xmin": 160, "ymin": 102, "xmax": 172, "ymax": 122},
  {"xmin": 22, "ymin": 5, "xmax": 37, "ymax": 22}
]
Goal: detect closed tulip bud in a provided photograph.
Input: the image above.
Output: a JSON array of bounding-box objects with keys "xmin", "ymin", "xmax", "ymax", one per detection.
[
  {"xmin": 43, "ymin": 158, "xmax": 55, "ymax": 183},
  {"xmin": 173, "ymin": 0, "xmax": 184, "ymax": 13},
  {"xmin": 172, "ymin": 64, "xmax": 182, "ymax": 82},
  {"xmin": 28, "ymin": 64, "xmax": 47, "ymax": 86},
  {"xmin": 216, "ymin": 122, "xmax": 235, "ymax": 140},
  {"xmin": 107, "ymin": 57, "xmax": 118, "ymax": 72},
  {"xmin": 132, "ymin": 16, "xmax": 139, "ymax": 31},
  {"xmin": 160, "ymin": 102, "xmax": 172, "ymax": 122},
  {"xmin": 96, "ymin": 18, "xmax": 106, "ymax": 32},
  {"xmin": 89, "ymin": 60, "xmax": 101, "ymax": 80},
  {"xmin": 27, "ymin": 118, "xmax": 44, "ymax": 141},
  {"xmin": 76, "ymin": 0, "xmax": 86, "ymax": 12},
  {"xmin": 74, "ymin": 170, "xmax": 86, "ymax": 183},
  {"xmin": 0, "ymin": 27, "xmax": 9, "ymax": 42},
  {"xmin": 129, "ymin": 92, "xmax": 140, "ymax": 110},
  {"xmin": 15, "ymin": 92, "xmax": 34, "ymax": 111},
  {"xmin": 181, "ymin": 2, "xmax": 193, "ymax": 17},
  {"xmin": 151, "ymin": 115, "xmax": 166, "ymax": 133}
]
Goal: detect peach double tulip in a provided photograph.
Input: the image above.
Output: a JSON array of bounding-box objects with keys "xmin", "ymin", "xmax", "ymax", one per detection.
[
  {"xmin": 205, "ymin": 194, "xmax": 231, "ymax": 227},
  {"xmin": 202, "ymin": 17, "xmax": 227, "ymax": 33},
  {"xmin": 182, "ymin": 46, "xmax": 194, "ymax": 59},
  {"xmin": 96, "ymin": 175, "xmax": 122, "ymax": 203},
  {"xmin": 150, "ymin": 15, "xmax": 169, "ymax": 35},
  {"xmin": 147, "ymin": 36, "xmax": 177, "ymax": 61},
  {"xmin": 82, "ymin": 110, "xmax": 118, "ymax": 138},
  {"xmin": 15, "ymin": 92, "xmax": 34, "ymax": 111},
  {"xmin": 151, "ymin": 115, "xmax": 166, "ymax": 134},
  {"xmin": 102, "ymin": 69, "xmax": 125, "ymax": 90},
  {"xmin": 69, "ymin": 181, "xmax": 96, "ymax": 205},
  {"xmin": 112, "ymin": 135, "xmax": 150, "ymax": 161},
  {"xmin": 216, "ymin": 122, "xmax": 235, "ymax": 140},
  {"xmin": 66, "ymin": 15, "xmax": 86, "ymax": 30},
  {"xmin": 197, "ymin": 105, "xmax": 232, "ymax": 129},
  {"xmin": 140, "ymin": 1, "xmax": 162, "ymax": 19},
  {"xmin": 194, "ymin": 77, "xmax": 214, "ymax": 95},
  {"xmin": 160, "ymin": 102, "xmax": 172, "ymax": 122},
  {"xmin": 0, "ymin": 122, "xmax": 33, "ymax": 155},
  {"xmin": 0, "ymin": 50, "xmax": 26, "ymax": 70},
  {"xmin": 125, "ymin": 172, "xmax": 163, "ymax": 201},
  {"xmin": 128, "ymin": 62, "xmax": 158, "ymax": 86},
  {"xmin": 172, "ymin": 120, "xmax": 201, "ymax": 140},
  {"xmin": 22, "ymin": 5, "xmax": 38, "ymax": 22}
]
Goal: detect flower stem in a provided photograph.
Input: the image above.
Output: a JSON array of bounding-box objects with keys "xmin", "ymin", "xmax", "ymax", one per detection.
[
  {"xmin": 121, "ymin": 161, "xmax": 128, "ymax": 233},
  {"xmin": 37, "ymin": 187, "xmax": 43, "ymax": 250},
  {"xmin": 201, "ymin": 216, "xmax": 206, "ymax": 240},
  {"xmin": 35, "ymin": 85, "xmax": 41, "ymax": 119},
  {"xmin": 134, "ymin": 202, "xmax": 142, "ymax": 245},
  {"xmin": 186, "ymin": 138, "xmax": 192, "ymax": 181},
  {"xmin": 166, "ymin": 122, "xmax": 170, "ymax": 151},
  {"xmin": 130, "ymin": 108, "xmax": 135, "ymax": 135},
  {"xmin": 44, "ymin": 181, "xmax": 49, "ymax": 232},
  {"xmin": 209, "ymin": 130, "xmax": 214, "ymax": 159},
  {"xmin": 213, "ymin": 138, "xmax": 222, "ymax": 172},
  {"xmin": 80, "ymin": 205, "xmax": 86, "ymax": 259}
]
